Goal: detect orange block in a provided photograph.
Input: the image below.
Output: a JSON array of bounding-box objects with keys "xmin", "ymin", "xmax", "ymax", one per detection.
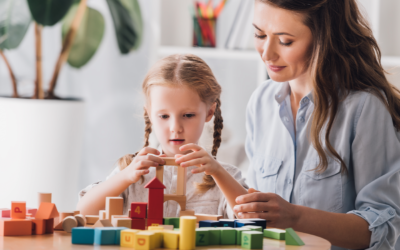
[
  {"xmin": 0, "ymin": 219, "xmax": 32, "ymax": 236},
  {"xmin": 31, "ymin": 219, "xmax": 46, "ymax": 235},
  {"xmin": 45, "ymin": 218, "xmax": 54, "ymax": 234},
  {"xmin": 11, "ymin": 201, "xmax": 26, "ymax": 219},
  {"xmin": 35, "ymin": 203, "xmax": 59, "ymax": 220}
]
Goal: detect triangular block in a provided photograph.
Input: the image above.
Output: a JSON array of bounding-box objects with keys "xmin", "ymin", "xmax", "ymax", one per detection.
[
  {"xmin": 35, "ymin": 203, "xmax": 59, "ymax": 220},
  {"xmin": 93, "ymin": 219, "xmax": 113, "ymax": 228},
  {"xmin": 144, "ymin": 177, "xmax": 166, "ymax": 189},
  {"xmin": 285, "ymin": 228, "xmax": 305, "ymax": 246}
]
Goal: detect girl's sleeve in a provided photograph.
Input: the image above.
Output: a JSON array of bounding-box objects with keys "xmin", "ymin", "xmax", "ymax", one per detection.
[{"xmin": 348, "ymin": 92, "xmax": 400, "ymax": 249}]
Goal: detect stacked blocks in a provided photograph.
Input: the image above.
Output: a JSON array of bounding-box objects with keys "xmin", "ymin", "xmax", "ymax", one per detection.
[
  {"xmin": 263, "ymin": 228, "xmax": 285, "ymax": 240},
  {"xmin": 72, "ymin": 227, "xmax": 95, "ymax": 244},
  {"xmin": 241, "ymin": 231, "xmax": 263, "ymax": 249},
  {"xmin": 164, "ymin": 217, "xmax": 180, "ymax": 229},
  {"xmin": 130, "ymin": 202, "xmax": 147, "ymax": 230},
  {"xmin": 120, "ymin": 229, "xmax": 140, "ymax": 248},
  {"xmin": 144, "ymin": 177, "xmax": 166, "ymax": 227}
]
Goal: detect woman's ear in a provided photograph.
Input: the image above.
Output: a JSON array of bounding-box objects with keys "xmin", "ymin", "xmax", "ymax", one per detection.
[{"xmin": 205, "ymin": 102, "xmax": 217, "ymax": 122}]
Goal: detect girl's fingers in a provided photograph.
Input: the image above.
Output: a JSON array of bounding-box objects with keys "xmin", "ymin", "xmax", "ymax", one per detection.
[
  {"xmin": 175, "ymin": 151, "xmax": 204, "ymax": 164},
  {"xmin": 135, "ymin": 169, "xmax": 150, "ymax": 176},
  {"xmin": 138, "ymin": 147, "xmax": 160, "ymax": 156},
  {"xmin": 191, "ymin": 166, "xmax": 207, "ymax": 174},
  {"xmin": 179, "ymin": 143, "xmax": 202, "ymax": 152},
  {"xmin": 136, "ymin": 160, "xmax": 159, "ymax": 168},
  {"xmin": 180, "ymin": 158, "xmax": 206, "ymax": 168}
]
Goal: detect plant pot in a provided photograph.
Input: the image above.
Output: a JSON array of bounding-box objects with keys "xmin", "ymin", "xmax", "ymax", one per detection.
[{"xmin": 0, "ymin": 97, "xmax": 85, "ymax": 211}]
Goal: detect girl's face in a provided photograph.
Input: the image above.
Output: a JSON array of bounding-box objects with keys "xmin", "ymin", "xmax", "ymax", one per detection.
[
  {"xmin": 147, "ymin": 85, "xmax": 215, "ymax": 157},
  {"xmin": 253, "ymin": 1, "xmax": 313, "ymax": 83}
]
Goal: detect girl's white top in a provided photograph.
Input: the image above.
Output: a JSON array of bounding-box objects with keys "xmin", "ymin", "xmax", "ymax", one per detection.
[{"xmin": 79, "ymin": 161, "xmax": 248, "ymax": 219}]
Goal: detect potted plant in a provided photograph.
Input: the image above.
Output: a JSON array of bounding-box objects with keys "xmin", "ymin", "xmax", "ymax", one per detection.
[{"xmin": 0, "ymin": 0, "xmax": 143, "ymax": 211}]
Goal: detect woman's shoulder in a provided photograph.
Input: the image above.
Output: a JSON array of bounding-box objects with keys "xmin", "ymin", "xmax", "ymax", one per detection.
[
  {"xmin": 248, "ymin": 80, "xmax": 281, "ymax": 103},
  {"xmin": 342, "ymin": 89, "xmax": 389, "ymax": 114}
]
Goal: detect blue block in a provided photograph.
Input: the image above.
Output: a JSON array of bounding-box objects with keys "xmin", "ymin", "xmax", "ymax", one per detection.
[
  {"xmin": 94, "ymin": 228, "xmax": 116, "ymax": 245},
  {"xmin": 234, "ymin": 220, "xmax": 256, "ymax": 228},
  {"xmin": 114, "ymin": 227, "xmax": 129, "ymax": 245},
  {"xmin": 219, "ymin": 219, "xmax": 235, "ymax": 227},
  {"xmin": 199, "ymin": 220, "xmax": 220, "ymax": 228},
  {"xmin": 245, "ymin": 219, "xmax": 266, "ymax": 229},
  {"xmin": 72, "ymin": 227, "xmax": 95, "ymax": 245}
]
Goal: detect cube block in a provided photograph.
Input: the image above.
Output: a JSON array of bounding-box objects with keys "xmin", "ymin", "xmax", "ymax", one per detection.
[
  {"xmin": 135, "ymin": 231, "xmax": 156, "ymax": 250},
  {"xmin": 132, "ymin": 218, "xmax": 146, "ymax": 230},
  {"xmin": 112, "ymin": 217, "xmax": 132, "ymax": 228},
  {"xmin": 208, "ymin": 228, "xmax": 221, "ymax": 245},
  {"xmin": 11, "ymin": 201, "xmax": 26, "ymax": 219},
  {"xmin": 121, "ymin": 229, "xmax": 140, "ymax": 248},
  {"xmin": 235, "ymin": 228, "xmax": 251, "ymax": 245},
  {"xmin": 220, "ymin": 228, "xmax": 236, "ymax": 245},
  {"xmin": 196, "ymin": 228, "xmax": 209, "ymax": 246},
  {"xmin": 199, "ymin": 220, "xmax": 220, "ymax": 228},
  {"xmin": 114, "ymin": 227, "xmax": 129, "ymax": 245},
  {"xmin": 245, "ymin": 219, "xmax": 267, "ymax": 229},
  {"xmin": 44, "ymin": 218, "xmax": 54, "ymax": 234},
  {"xmin": 72, "ymin": 227, "xmax": 95, "ymax": 244},
  {"xmin": 31, "ymin": 219, "xmax": 46, "ymax": 235},
  {"xmin": 219, "ymin": 219, "xmax": 235, "ymax": 227},
  {"xmin": 235, "ymin": 220, "xmax": 256, "ymax": 228},
  {"xmin": 130, "ymin": 202, "xmax": 147, "ymax": 219},
  {"xmin": 94, "ymin": 227, "xmax": 116, "ymax": 245},
  {"xmin": 241, "ymin": 231, "xmax": 263, "ymax": 249},
  {"xmin": 263, "ymin": 228, "xmax": 285, "ymax": 240},
  {"xmin": 0, "ymin": 209, "xmax": 10, "ymax": 218},
  {"xmin": 105, "ymin": 197, "xmax": 123, "ymax": 220},
  {"xmin": 164, "ymin": 217, "xmax": 180, "ymax": 229},
  {"xmin": 163, "ymin": 231, "xmax": 180, "ymax": 249}
]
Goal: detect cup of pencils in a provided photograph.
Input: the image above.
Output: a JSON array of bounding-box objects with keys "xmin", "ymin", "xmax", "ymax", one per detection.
[{"xmin": 192, "ymin": 0, "xmax": 227, "ymax": 48}]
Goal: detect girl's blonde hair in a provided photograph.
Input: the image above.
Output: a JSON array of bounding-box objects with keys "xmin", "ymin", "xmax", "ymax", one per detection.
[{"xmin": 118, "ymin": 54, "xmax": 223, "ymax": 192}]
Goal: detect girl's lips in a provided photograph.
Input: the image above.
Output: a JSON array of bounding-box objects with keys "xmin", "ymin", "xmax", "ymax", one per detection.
[
  {"xmin": 268, "ymin": 64, "xmax": 286, "ymax": 72},
  {"xmin": 169, "ymin": 139, "xmax": 185, "ymax": 145}
]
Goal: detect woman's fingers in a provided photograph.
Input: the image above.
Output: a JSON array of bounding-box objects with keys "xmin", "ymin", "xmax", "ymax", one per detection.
[
  {"xmin": 137, "ymin": 147, "xmax": 161, "ymax": 156},
  {"xmin": 248, "ymin": 188, "xmax": 260, "ymax": 194},
  {"xmin": 235, "ymin": 192, "xmax": 273, "ymax": 204},
  {"xmin": 233, "ymin": 202, "xmax": 271, "ymax": 213},
  {"xmin": 179, "ymin": 143, "xmax": 202, "ymax": 152}
]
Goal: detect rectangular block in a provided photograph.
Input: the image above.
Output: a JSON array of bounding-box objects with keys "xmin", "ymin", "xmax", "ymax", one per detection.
[
  {"xmin": 234, "ymin": 220, "xmax": 256, "ymax": 228},
  {"xmin": 160, "ymin": 224, "xmax": 174, "ymax": 230},
  {"xmin": 31, "ymin": 219, "xmax": 46, "ymax": 235},
  {"xmin": 163, "ymin": 231, "xmax": 180, "ymax": 249},
  {"xmin": 164, "ymin": 217, "xmax": 180, "ymax": 229},
  {"xmin": 208, "ymin": 228, "xmax": 221, "ymax": 245},
  {"xmin": 179, "ymin": 210, "xmax": 195, "ymax": 217},
  {"xmin": 0, "ymin": 219, "xmax": 32, "ymax": 236},
  {"xmin": 148, "ymin": 225, "xmax": 164, "ymax": 231},
  {"xmin": 72, "ymin": 227, "xmax": 95, "ymax": 244},
  {"xmin": 263, "ymin": 228, "xmax": 285, "ymax": 240},
  {"xmin": 219, "ymin": 219, "xmax": 235, "ymax": 227},
  {"xmin": 11, "ymin": 201, "xmax": 26, "ymax": 219},
  {"xmin": 94, "ymin": 228, "xmax": 116, "ymax": 245},
  {"xmin": 121, "ymin": 229, "xmax": 140, "ymax": 248},
  {"xmin": 130, "ymin": 202, "xmax": 147, "ymax": 219},
  {"xmin": 27, "ymin": 208, "xmax": 37, "ymax": 217},
  {"xmin": 241, "ymin": 231, "xmax": 263, "ymax": 249},
  {"xmin": 44, "ymin": 218, "xmax": 54, "ymax": 234},
  {"xmin": 86, "ymin": 215, "xmax": 99, "ymax": 225},
  {"xmin": 135, "ymin": 231, "xmax": 156, "ymax": 250},
  {"xmin": 106, "ymin": 197, "xmax": 123, "ymax": 220},
  {"xmin": 196, "ymin": 228, "xmax": 209, "ymax": 246},
  {"xmin": 199, "ymin": 220, "xmax": 220, "ymax": 228},
  {"xmin": 148, "ymin": 190, "xmax": 164, "ymax": 219},
  {"xmin": 195, "ymin": 214, "xmax": 223, "ymax": 222},
  {"xmin": 0, "ymin": 209, "xmax": 10, "ymax": 218},
  {"xmin": 132, "ymin": 218, "xmax": 146, "ymax": 230},
  {"xmin": 38, "ymin": 193, "xmax": 52, "ymax": 204},
  {"xmin": 220, "ymin": 228, "xmax": 236, "ymax": 245},
  {"xmin": 245, "ymin": 218, "xmax": 267, "ymax": 229},
  {"xmin": 99, "ymin": 210, "xmax": 106, "ymax": 220},
  {"xmin": 114, "ymin": 227, "xmax": 129, "ymax": 245},
  {"xmin": 112, "ymin": 217, "xmax": 132, "ymax": 228},
  {"xmin": 243, "ymin": 225, "xmax": 262, "ymax": 232},
  {"xmin": 235, "ymin": 228, "xmax": 251, "ymax": 245},
  {"xmin": 147, "ymin": 218, "xmax": 163, "ymax": 227}
]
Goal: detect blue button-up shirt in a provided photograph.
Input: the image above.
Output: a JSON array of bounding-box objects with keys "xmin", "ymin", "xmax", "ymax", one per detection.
[{"xmin": 245, "ymin": 80, "xmax": 400, "ymax": 250}]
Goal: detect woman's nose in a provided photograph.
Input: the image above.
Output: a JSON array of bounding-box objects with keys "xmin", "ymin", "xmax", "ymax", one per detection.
[{"xmin": 262, "ymin": 39, "xmax": 278, "ymax": 62}]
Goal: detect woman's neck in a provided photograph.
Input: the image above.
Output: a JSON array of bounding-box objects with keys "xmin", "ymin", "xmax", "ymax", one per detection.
[{"xmin": 288, "ymin": 73, "xmax": 313, "ymax": 106}]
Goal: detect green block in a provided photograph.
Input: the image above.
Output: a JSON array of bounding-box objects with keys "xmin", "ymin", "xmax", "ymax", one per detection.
[
  {"xmin": 173, "ymin": 228, "xmax": 180, "ymax": 232},
  {"xmin": 235, "ymin": 228, "xmax": 251, "ymax": 245},
  {"xmin": 196, "ymin": 228, "xmax": 210, "ymax": 246},
  {"xmin": 241, "ymin": 231, "xmax": 263, "ymax": 249},
  {"xmin": 220, "ymin": 228, "xmax": 236, "ymax": 245},
  {"xmin": 243, "ymin": 226, "xmax": 262, "ymax": 232},
  {"xmin": 208, "ymin": 228, "xmax": 221, "ymax": 245},
  {"xmin": 285, "ymin": 228, "xmax": 304, "ymax": 246},
  {"xmin": 164, "ymin": 217, "xmax": 180, "ymax": 229},
  {"xmin": 263, "ymin": 228, "xmax": 285, "ymax": 240}
]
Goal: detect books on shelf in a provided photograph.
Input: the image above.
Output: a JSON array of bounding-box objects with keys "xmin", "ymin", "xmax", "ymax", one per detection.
[{"xmin": 225, "ymin": 0, "xmax": 254, "ymax": 50}]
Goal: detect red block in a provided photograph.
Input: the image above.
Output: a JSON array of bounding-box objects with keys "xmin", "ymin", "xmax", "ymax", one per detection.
[
  {"xmin": 27, "ymin": 208, "xmax": 37, "ymax": 217},
  {"xmin": 0, "ymin": 209, "xmax": 10, "ymax": 218},
  {"xmin": 147, "ymin": 218, "xmax": 163, "ymax": 227},
  {"xmin": 147, "ymin": 189, "xmax": 164, "ymax": 219},
  {"xmin": 131, "ymin": 218, "xmax": 145, "ymax": 230},
  {"xmin": 130, "ymin": 202, "xmax": 147, "ymax": 219},
  {"xmin": 11, "ymin": 201, "xmax": 26, "ymax": 219},
  {"xmin": 31, "ymin": 219, "xmax": 46, "ymax": 235},
  {"xmin": 44, "ymin": 218, "xmax": 54, "ymax": 234},
  {"xmin": 0, "ymin": 219, "xmax": 32, "ymax": 236}
]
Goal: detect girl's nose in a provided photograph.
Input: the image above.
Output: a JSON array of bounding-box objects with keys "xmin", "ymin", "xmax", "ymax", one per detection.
[{"xmin": 170, "ymin": 118, "xmax": 183, "ymax": 133}]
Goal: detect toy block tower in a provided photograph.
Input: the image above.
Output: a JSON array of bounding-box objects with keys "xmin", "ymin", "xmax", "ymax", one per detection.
[{"xmin": 144, "ymin": 177, "xmax": 166, "ymax": 226}]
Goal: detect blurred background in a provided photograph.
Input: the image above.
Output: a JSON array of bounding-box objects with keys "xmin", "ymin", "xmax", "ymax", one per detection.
[{"xmin": 0, "ymin": 0, "xmax": 398, "ymax": 211}]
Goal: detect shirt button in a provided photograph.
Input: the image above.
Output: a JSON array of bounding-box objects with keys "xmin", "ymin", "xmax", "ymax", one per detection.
[
  {"xmin": 389, "ymin": 209, "xmax": 395, "ymax": 216},
  {"xmin": 303, "ymin": 98, "xmax": 309, "ymax": 104},
  {"xmin": 299, "ymin": 117, "xmax": 305, "ymax": 123},
  {"xmin": 277, "ymin": 94, "xmax": 281, "ymax": 98},
  {"xmin": 288, "ymin": 179, "xmax": 292, "ymax": 184},
  {"xmin": 284, "ymin": 117, "xmax": 289, "ymax": 123}
]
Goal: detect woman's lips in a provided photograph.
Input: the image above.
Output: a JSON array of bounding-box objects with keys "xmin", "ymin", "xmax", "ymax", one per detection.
[
  {"xmin": 268, "ymin": 64, "xmax": 286, "ymax": 72},
  {"xmin": 169, "ymin": 139, "xmax": 185, "ymax": 145}
]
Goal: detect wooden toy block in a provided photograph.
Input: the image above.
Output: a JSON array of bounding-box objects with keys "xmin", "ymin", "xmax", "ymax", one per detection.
[
  {"xmin": 112, "ymin": 217, "xmax": 132, "ymax": 228},
  {"xmin": 54, "ymin": 221, "xmax": 64, "ymax": 230},
  {"xmin": 0, "ymin": 219, "xmax": 32, "ymax": 236},
  {"xmin": 112, "ymin": 215, "xmax": 129, "ymax": 219},
  {"xmin": 156, "ymin": 165, "xmax": 164, "ymax": 183},
  {"xmin": 179, "ymin": 216, "xmax": 196, "ymax": 250},
  {"xmin": 0, "ymin": 209, "xmax": 10, "ymax": 218},
  {"xmin": 219, "ymin": 219, "xmax": 235, "ymax": 227},
  {"xmin": 60, "ymin": 212, "xmax": 74, "ymax": 220},
  {"xmin": 195, "ymin": 214, "xmax": 223, "ymax": 222},
  {"xmin": 31, "ymin": 219, "xmax": 46, "ymax": 235},
  {"xmin": 93, "ymin": 219, "xmax": 113, "ymax": 228},
  {"xmin": 147, "ymin": 218, "xmax": 163, "ymax": 227},
  {"xmin": 45, "ymin": 218, "xmax": 54, "ymax": 234},
  {"xmin": 11, "ymin": 201, "xmax": 26, "ymax": 219},
  {"xmin": 196, "ymin": 228, "xmax": 210, "ymax": 246},
  {"xmin": 94, "ymin": 227, "xmax": 117, "ymax": 245},
  {"xmin": 75, "ymin": 214, "xmax": 86, "ymax": 227},
  {"xmin": 72, "ymin": 227, "xmax": 95, "ymax": 244},
  {"xmin": 114, "ymin": 227, "xmax": 129, "ymax": 245},
  {"xmin": 35, "ymin": 202, "xmax": 59, "ymax": 220},
  {"xmin": 135, "ymin": 231, "xmax": 156, "ymax": 250},
  {"xmin": 160, "ymin": 224, "xmax": 174, "ymax": 230},
  {"xmin": 132, "ymin": 218, "xmax": 146, "ymax": 230},
  {"xmin": 285, "ymin": 228, "xmax": 305, "ymax": 246},
  {"xmin": 99, "ymin": 210, "xmax": 106, "ymax": 219},
  {"xmin": 263, "ymin": 228, "xmax": 285, "ymax": 240},
  {"xmin": 73, "ymin": 210, "xmax": 80, "ymax": 216},
  {"xmin": 150, "ymin": 230, "xmax": 164, "ymax": 248},
  {"xmin": 177, "ymin": 166, "xmax": 187, "ymax": 195},
  {"xmin": 130, "ymin": 202, "xmax": 147, "ymax": 219},
  {"xmin": 243, "ymin": 225, "xmax": 262, "ymax": 232},
  {"xmin": 199, "ymin": 220, "xmax": 220, "ymax": 228},
  {"xmin": 145, "ymin": 177, "xmax": 166, "ymax": 220},
  {"xmin": 179, "ymin": 209, "xmax": 194, "ymax": 217},
  {"xmin": 162, "ymin": 157, "xmax": 178, "ymax": 166},
  {"xmin": 245, "ymin": 218, "xmax": 267, "ymax": 229},
  {"xmin": 165, "ymin": 195, "xmax": 187, "ymax": 212},
  {"xmin": 163, "ymin": 230, "xmax": 180, "ymax": 249},
  {"xmin": 106, "ymin": 197, "xmax": 124, "ymax": 220},
  {"xmin": 121, "ymin": 229, "xmax": 140, "ymax": 248},
  {"xmin": 235, "ymin": 228, "xmax": 251, "ymax": 245},
  {"xmin": 241, "ymin": 231, "xmax": 263, "ymax": 249},
  {"xmin": 38, "ymin": 193, "xmax": 52, "ymax": 204},
  {"xmin": 148, "ymin": 225, "xmax": 164, "ymax": 231},
  {"xmin": 164, "ymin": 217, "xmax": 180, "ymax": 229},
  {"xmin": 27, "ymin": 208, "xmax": 37, "ymax": 217},
  {"xmin": 208, "ymin": 228, "xmax": 221, "ymax": 245},
  {"xmin": 220, "ymin": 227, "xmax": 236, "ymax": 245},
  {"xmin": 85, "ymin": 215, "xmax": 99, "ymax": 225},
  {"xmin": 62, "ymin": 216, "xmax": 77, "ymax": 233},
  {"xmin": 235, "ymin": 220, "xmax": 256, "ymax": 228}
]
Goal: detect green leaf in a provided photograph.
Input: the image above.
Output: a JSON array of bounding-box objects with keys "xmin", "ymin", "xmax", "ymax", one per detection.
[
  {"xmin": 106, "ymin": 0, "xmax": 137, "ymax": 54},
  {"xmin": 27, "ymin": 0, "xmax": 73, "ymax": 26},
  {"xmin": 120, "ymin": 0, "xmax": 143, "ymax": 51},
  {"xmin": 0, "ymin": 0, "xmax": 31, "ymax": 50},
  {"xmin": 62, "ymin": 5, "xmax": 105, "ymax": 68}
]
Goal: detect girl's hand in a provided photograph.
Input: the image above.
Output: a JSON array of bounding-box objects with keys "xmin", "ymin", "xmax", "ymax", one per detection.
[
  {"xmin": 124, "ymin": 147, "xmax": 166, "ymax": 183},
  {"xmin": 175, "ymin": 143, "xmax": 223, "ymax": 176},
  {"xmin": 233, "ymin": 192, "xmax": 301, "ymax": 229}
]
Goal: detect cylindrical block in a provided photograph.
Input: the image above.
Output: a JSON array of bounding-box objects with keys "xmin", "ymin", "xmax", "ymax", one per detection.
[
  {"xmin": 75, "ymin": 214, "xmax": 86, "ymax": 227},
  {"xmin": 38, "ymin": 193, "xmax": 52, "ymax": 205},
  {"xmin": 62, "ymin": 216, "xmax": 77, "ymax": 233},
  {"xmin": 179, "ymin": 216, "xmax": 197, "ymax": 250}
]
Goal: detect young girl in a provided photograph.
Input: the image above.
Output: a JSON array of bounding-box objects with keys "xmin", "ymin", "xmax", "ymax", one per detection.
[{"xmin": 76, "ymin": 54, "xmax": 248, "ymax": 218}]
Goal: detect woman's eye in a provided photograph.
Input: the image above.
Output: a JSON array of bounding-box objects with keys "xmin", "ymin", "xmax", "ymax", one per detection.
[
  {"xmin": 184, "ymin": 114, "xmax": 195, "ymax": 118},
  {"xmin": 159, "ymin": 115, "xmax": 169, "ymax": 119},
  {"xmin": 279, "ymin": 40, "xmax": 293, "ymax": 46},
  {"xmin": 254, "ymin": 33, "xmax": 266, "ymax": 39}
]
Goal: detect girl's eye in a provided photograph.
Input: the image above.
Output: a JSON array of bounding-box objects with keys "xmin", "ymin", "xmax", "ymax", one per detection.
[
  {"xmin": 159, "ymin": 115, "xmax": 169, "ymax": 119},
  {"xmin": 254, "ymin": 33, "xmax": 266, "ymax": 39},
  {"xmin": 279, "ymin": 40, "xmax": 293, "ymax": 46},
  {"xmin": 184, "ymin": 114, "xmax": 195, "ymax": 118}
]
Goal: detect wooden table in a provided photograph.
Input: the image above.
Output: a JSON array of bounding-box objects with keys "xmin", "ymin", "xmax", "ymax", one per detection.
[{"xmin": 0, "ymin": 230, "xmax": 330, "ymax": 250}]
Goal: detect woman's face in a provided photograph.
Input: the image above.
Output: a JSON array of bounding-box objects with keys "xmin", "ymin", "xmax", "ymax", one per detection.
[{"xmin": 253, "ymin": 1, "xmax": 313, "ymax": 83}]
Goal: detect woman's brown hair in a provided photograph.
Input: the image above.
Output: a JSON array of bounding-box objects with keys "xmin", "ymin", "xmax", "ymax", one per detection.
[
  {"xmin": 118, "ymin": 54, "xmax": 223, "ymax": 192},
  {"xmin": 260, "ymin": 0, "xmax": 400, "ymax": 173}
]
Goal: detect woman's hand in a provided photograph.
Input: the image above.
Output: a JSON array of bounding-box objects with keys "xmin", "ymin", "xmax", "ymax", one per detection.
[
  {"xmin": 175, "ymin": 143, "xmax": 223, "ymax": 176},
  {"xmin": 124, "ymin": 147, "xmax": 166, "ymax": 183},
  {"xmin": 234, "ymin": 192, "xmax": 301, "ymax": 229}
]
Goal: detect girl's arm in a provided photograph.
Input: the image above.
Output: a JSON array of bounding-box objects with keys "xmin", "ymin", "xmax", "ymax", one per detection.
[{"xmin": 77, "ymin": 147, "xmax": 165, "ymax": 215}]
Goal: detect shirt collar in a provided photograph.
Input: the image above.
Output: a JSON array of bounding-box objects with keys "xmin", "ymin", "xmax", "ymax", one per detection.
[{"xmin": 274, "ymin": 81, "xmax": 314, "ymax": 104}]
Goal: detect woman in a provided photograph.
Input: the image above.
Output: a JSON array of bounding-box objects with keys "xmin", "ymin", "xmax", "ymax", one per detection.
[{"xmin": 234, "ymin": 0, "xmax": 400, "ymax": 249}]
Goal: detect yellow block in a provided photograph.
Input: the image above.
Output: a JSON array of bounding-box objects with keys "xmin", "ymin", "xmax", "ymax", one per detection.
[
  {"xmin": 121, "ymin": 229, "xmax": 140, "ymax": 248},
  {"xmin": 148, "ymin": 226, "xmax": 164, "ymax": 231},
  {"xmin": 151, "ymin": 230, "xmax": 164, "ymax": 248},
  {"xmin": 163, "ymin": 231, "xmax": 180, "ymax": 249},
  {"xmin": 179, "ymin": 216, "xmax": 196, "ymax": 250},
  {"xmin": 136, "ymin": 231, "xmax": 156, "ymax": 250}
]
